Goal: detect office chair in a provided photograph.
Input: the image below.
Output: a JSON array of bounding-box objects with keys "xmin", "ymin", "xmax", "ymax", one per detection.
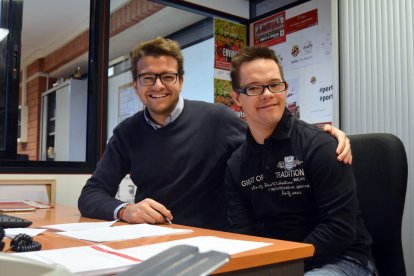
[{"xmin": 349, "ymin": 133, "xmax": 407, "ymax": 276}]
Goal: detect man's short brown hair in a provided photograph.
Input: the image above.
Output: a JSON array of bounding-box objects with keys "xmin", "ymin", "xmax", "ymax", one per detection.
[
  {"xmin": 130, "ymin": 37, "xmax": 184, "ymax": 81},
  {"xmin": 230, "ymin": 46, "xmax": 284, "ymax": 91}
]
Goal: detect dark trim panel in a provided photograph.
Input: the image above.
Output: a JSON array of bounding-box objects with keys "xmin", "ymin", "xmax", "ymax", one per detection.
[
  {"xmin": 249, "ymin": 0, "xmax": 311, "ymax": 21},
  {"xmin": 0, "ymin": 0, "xmax": 22, "ymax": 159},
  {"xmin": 87, "ymin": 0, "xmax": 109, "ymax": 163}
]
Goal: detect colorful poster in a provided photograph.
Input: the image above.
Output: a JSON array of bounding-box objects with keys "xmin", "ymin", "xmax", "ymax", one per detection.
[
  {"xmin": 214, "ymin": 18, "xmax": 246, "ymax": 71},
  {"xmin": 214, "ymin": 78, "xmax": 244, "ymax": 119},
  {"xmin": 253, "ymin": 0, "xmax": 334, "ymax": 125},
  {"xmin": 214, "ymin": 18, "xmax": 246, "ymax": 119}
]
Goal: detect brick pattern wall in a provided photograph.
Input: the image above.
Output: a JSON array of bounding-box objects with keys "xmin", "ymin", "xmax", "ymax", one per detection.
[
  {"xmin": 18, "ymin": 0, "xmax": 164, "ymax": 160},
  {"xmin": 110, "ymin": 0, "xmax": 164, "ymax": 37}
]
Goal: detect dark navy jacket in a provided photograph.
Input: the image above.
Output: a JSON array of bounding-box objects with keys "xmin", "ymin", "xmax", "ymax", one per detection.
[{"xmin": 226, "ymin": 108, "xmax": 373, "ymax": 270}]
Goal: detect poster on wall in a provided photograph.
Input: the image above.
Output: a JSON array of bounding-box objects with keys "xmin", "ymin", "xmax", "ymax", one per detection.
[
  {"xmin": 213, "ymin": 18, "xmax": 246, "ymax": 119},
  {"xmin": 252, "ymin": 0, "xmax": 334, "ymax": 126},
  {"xmin": 118, "ymin": 83, "xmax": 143, "ymax": 123},
  {"xmin": 214, "ymin": 18, "xmax": 246, "ymax": 70},
  {"xmin": 253, "ymin": 11, "xmax": 286, "ymax": 46}
]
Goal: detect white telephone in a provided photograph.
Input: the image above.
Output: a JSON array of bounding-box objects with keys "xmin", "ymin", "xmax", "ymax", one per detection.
[{"xmin": 0, "ymin": 253, "xmax": 74, "ymax": 276}]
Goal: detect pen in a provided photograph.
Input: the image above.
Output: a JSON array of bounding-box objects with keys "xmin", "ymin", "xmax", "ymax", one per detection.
[{"xmin": 163, "ymin": 216, "xmax": 172, "ymax": 224}]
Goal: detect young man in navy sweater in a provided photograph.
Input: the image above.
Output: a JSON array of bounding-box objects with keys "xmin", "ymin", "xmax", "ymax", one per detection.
[
  {"xmin": 78, "ymin": 37, "xmax": 352, "ymax": 231},
  {"xmin": 225, "ymin": 45, "xmax": 376, "ymax": 275}
]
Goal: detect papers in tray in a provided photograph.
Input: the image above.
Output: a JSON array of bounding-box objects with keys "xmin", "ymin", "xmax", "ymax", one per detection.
[
  {"xmin": 13, "ymin": 236, "xmax": 272, "ymax": 276},
  {"xmin": 56, "ymin": 224, "xmax": 193, "ymax": 242},
  {"xmin": 0, "ymin": 200, "xmax": 51, "ymax": 212}
]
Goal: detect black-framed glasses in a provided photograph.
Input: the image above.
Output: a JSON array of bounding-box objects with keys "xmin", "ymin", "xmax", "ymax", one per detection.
[
  {"xmin": 236, "ymin": 82, "xmax": 288, "ymax": 96},
  {"xmin": 137, "ymin": 72, "xmax": 180, "ymax": 86}
]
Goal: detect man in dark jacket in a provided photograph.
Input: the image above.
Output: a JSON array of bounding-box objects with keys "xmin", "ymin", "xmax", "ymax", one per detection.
[{"xmin": 226, "ymin": 45, "xmax": 377, "ymax": 275}]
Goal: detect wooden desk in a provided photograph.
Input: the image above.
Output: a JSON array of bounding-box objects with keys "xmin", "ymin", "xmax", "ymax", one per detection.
[{"xmin": 4, "ymin": 205, "xmax": 314, "ymax": 275}]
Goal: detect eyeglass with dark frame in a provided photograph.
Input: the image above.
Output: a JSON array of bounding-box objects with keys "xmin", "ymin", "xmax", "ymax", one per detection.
[
  {"xmin": 137, "ymin": 72, "xmax": 180, "ymax": 86},
  {"xmin": 236, "ymin": 82, "xmax": 288, "ymax": 96}
]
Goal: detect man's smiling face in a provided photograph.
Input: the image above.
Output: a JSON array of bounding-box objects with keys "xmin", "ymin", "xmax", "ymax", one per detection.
[
  {"xmin": 133, "ymin": 55, "xmax": 183, "ymax": 126},
  {"xmin": 233, "ymin": 58, "xmax": 287, "ymax": 137}
]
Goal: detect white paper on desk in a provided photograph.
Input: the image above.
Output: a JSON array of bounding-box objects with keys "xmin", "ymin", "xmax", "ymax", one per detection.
[
  {"xmin": 5, "ymin": 228, "xmax": 47, "ymax": 238},
  {"xmin": 120, "ymin": 236, "xmax": 273, "ymax": 260},
  {"xmin": 12, "ymin": 244, "xmax": 139, "ymax": 276},
  {"xmin": 56, "ymin": 224, "xmax": 193, "ymax": 242},
  {"xmin": 42, "ymin": 220, "xmax": 117, "ymax": 231}
]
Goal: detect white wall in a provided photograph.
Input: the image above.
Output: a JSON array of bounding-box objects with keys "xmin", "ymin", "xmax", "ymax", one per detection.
[{"xmin": 181, "ymin": 37, "xmax": 214, "ymax": 103}]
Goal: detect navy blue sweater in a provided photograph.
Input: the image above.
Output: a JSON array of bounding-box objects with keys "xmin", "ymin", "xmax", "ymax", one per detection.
[{"xmin": 78, "ymin": 100, "xmax": 246, "ymax": 230}]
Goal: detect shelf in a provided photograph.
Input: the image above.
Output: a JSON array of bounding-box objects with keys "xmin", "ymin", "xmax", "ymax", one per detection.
[{"xmin": 40, "ymin": 78, "xmax": 87, "ymax": 161}]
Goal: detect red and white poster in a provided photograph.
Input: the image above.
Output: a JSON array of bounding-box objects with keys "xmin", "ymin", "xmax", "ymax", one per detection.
[
  {"xmin": 253, "ymin": 11, "xmax": 286, "ymax": 46},
  {"xmin": 253, "ymin": 0, "xmax": 335, "ymax": 125}
]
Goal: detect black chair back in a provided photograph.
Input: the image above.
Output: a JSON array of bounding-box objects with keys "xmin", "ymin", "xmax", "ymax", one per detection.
[{"xmin": 349, "ymin": 133, "xmax": 407, "ymax": 276}]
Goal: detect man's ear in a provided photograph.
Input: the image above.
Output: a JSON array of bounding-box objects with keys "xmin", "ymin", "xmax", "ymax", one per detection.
[
  {"xmin": 178, "ymin": 75, "xmax": 184, "ymax": 91},
  {"xmin": 231, "ymin": 91, "xmax": 242, "ymax": 107},
  {"xmin": 132, "ymin": 80, "xmax": 139, "ymax": 94}
]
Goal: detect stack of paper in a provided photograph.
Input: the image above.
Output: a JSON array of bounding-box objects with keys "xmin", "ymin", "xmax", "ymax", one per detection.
[
  {"xmin": 0, "ymin": 200, "xmax": 50, "ymax": 212},
  {"xmin": 55, "ymin": 224, "xmax": 193, "ymax": 242}
]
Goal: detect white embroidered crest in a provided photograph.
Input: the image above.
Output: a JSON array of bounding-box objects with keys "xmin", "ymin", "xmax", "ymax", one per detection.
[{"xmin": 277, "ymin": 156, "xmax": 303, "ymax": 170}]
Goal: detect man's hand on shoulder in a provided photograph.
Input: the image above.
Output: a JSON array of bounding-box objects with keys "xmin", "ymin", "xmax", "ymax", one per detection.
[
  {"xmin": 323, "ymin": 124, "xmax": 352, "ymax": 165},
  {"xmin": 118, "ymin": 198, "xmax": 173, "ymax": 224}
]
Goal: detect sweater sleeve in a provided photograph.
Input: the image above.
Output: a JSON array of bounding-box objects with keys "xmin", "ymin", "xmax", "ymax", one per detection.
[
  {"xmin": 78, "ymin": 129, "xmax": 130, "ymax": 220},
  {"xmin": 215, "ymin": 104, "xmax": 246, "ymax": 153},
  {"xmin": 303, "ymin": 133, "xmax": 358, "ymax": 267}
]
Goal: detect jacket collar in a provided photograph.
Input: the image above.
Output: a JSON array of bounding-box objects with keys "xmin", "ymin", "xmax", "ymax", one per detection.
[{"xmin": 245, "ymin": 108, "xmax": 295, "ymax": 151}]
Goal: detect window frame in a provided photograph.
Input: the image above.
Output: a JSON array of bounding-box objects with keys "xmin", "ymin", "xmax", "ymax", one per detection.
[{"xmin": 0, "ymin": 0, "xmax": 108, "ymax": 173}]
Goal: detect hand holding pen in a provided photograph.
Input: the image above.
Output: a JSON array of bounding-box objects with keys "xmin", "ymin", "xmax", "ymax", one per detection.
[{"xmin": 119, "ymin": 198, "xmax": 173, "ymax": 225}]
